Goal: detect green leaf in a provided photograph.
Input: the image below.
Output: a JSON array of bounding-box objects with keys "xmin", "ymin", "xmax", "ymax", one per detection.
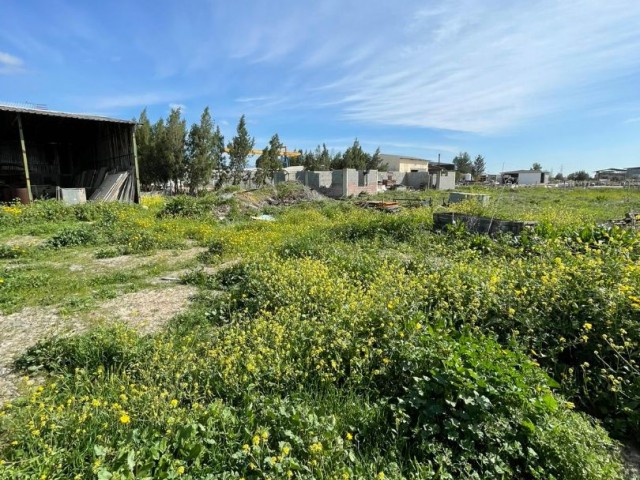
[
  {"xmin": 97, "ymin": 470, "xmax": 113, "ymax": 480},
  {"xmin": 127, "ymin": 449, "xmax": 136, "ymax": 471},
  {"xmin": 521, "ymin": 419, "xmax": 536, "ymax": 434},
  {"xmin": 542, "ymin": 393, "xmax": 558, "ymax": 411},
  {"xmin": 94, "ymin": 445, "xmax": 107, "ymax": 457}
]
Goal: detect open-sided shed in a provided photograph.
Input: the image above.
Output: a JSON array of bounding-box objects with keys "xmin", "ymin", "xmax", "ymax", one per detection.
[{"xmin": 0, "ymin": 105, "xmax": 140, "ymax": 203}]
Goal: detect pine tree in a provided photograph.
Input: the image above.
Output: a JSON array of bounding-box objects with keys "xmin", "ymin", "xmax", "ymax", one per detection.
[
  {"xmin": 186, "ymin": 107, "xmax": 224, "ymax": 194},
  {"xmin": 366, "ymin": 147, "xmax": 387, "ymax": 172},
  {"xmin": 472, "ymin": 155, "xmax": 486, "ymax": 178},
  {"xmin": 318, "ymin": 144, "xmax": 331, "ymax": 170},
  {"xmin": 227, "ymin": 115, "xmax": 255, "ymax": 185},
  {"xmin": 341, "ymin": 138, "xmax": 369, "ymax": 170},
  {"xmin": 163, "ymin": 107, "xmax": 187, "ymax": 193},
  {"xmin": 135, "ymin": 109, "xmax": 155, "ymax": 188},
  {"xmin": 151, "ymin": 118, "xmax": 171, "ymax": 186},
  {"xmin": 256, "ymin": 134, "xmax": 283, "ymax": 185}
]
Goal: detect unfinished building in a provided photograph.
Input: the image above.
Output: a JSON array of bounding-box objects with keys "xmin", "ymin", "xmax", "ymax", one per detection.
[{"xmin": 0, "ymin": 105, "xmax": 140, "ymax": 203}]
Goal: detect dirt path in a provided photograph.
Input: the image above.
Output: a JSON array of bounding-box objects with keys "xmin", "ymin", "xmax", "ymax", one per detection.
[{"xmin": 0, "ymin": 283, "xmax": 196, "ymax": 405}]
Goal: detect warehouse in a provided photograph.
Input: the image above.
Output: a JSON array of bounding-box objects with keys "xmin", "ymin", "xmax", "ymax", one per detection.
[
  {"xmin": 379, "ymin": 153, "xmax": 431, "ymax": 172},
  {"xmin": 0, "ymin": 105, "xmax": 140, "ymax": 203}
]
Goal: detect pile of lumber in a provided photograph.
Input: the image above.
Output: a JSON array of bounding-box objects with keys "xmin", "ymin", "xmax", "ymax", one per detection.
[{"xmin": 89, "ymin": 170, "xmax": 135, "ymax": 202}]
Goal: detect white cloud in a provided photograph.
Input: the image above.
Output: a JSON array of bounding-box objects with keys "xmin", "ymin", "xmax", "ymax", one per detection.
[
  {"xmin": 0, "ymin": 51, "xmax": 24, "ymax": 74},
  {"xmin": 333, "ymin": 0, "xmax": 640, "ymax": 133},
  {"xmin": 169, "ymin": 103, "xmax": 187, "ymax": 112}
]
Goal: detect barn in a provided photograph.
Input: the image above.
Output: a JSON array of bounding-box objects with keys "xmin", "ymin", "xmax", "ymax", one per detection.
[{"xmin": 0, "ymin": 104, "xmax": 140, "ymax": 203}]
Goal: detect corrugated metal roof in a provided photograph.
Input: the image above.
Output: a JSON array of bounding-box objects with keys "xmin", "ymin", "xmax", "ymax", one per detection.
[{"xmin": 0, "ymin": 104, "xmax": 136, "ymax": 124}]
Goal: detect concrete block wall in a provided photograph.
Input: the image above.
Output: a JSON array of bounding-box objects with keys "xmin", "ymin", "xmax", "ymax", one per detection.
[
  {"xmin": 434, "ymin": 172, "xmax": 455, "ymax": 190},
  {"xmin": 405, "ymin": 171, "xmax": 430, "ymax": 189}
]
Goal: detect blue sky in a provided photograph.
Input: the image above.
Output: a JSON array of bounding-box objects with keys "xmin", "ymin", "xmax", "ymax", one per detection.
[{"xmin": 1, "ymin": 0, "xmax": 639, "ymax": 174}]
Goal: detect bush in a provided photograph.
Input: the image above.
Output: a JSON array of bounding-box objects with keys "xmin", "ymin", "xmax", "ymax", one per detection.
[
  {"xmin": 157, "ymin": 195, "xmax": 218, "ymax": 218},
  {"xmin": 14, "ymin": 324, "xmax": 149, "ymax": 373},
  {"xmin": 45, "ymin": 225, "xmax": 98, "ymax": 248}
]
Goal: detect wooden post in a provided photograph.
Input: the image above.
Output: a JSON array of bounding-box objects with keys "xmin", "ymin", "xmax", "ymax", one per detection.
[
  {"xmin": 131, "ymin": 125, "xmax": 141, "ymax": 203},
  {"xmin": 17, "ymin": 114, "xmax": 33, "ymax": 203}
]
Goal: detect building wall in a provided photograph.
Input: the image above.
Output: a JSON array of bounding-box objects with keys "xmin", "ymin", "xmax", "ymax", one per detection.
[
  {"xmin": 405, "ymin": 171, "xmax": 430, "ymax": 188},
  {"xmin": 292, "ymin": 168, "xmax": 377, "ymax": 198},
  {"xmin": 431, "ymin": 171, "xmax": 455, "ymax": 190},
  {"xmin": 380, "ymin": 154, "xmax": 429, "ymax": 172},
  {"xmin": 378, "ymin": 170, "xmax": 453, "ymax": 190},
  {"xmin": 517, "ymin": 171, "xmax": 548, "ymax": 185}
]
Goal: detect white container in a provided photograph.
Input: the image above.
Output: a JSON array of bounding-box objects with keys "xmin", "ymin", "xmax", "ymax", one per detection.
[{"xmin": 57, "ymin": 187, "xmax": 87, "ymax": 205}]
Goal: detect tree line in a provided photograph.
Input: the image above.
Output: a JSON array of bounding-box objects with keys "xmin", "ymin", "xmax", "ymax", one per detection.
[
  {"xmin": 136, "ymin": 107, "xmax": 253, "ymax": 193},
  {"xmin": 135, "ymin": 107, "xmax": 387, "ymax": 193}
]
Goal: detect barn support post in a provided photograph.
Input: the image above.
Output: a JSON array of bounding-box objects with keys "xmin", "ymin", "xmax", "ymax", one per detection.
[
  {"xmin": 131, "ymin": 125, "xmax": 141, "ymax": 203},
  {"xmin": 16, "ymin": 113, "xmax": 33, "ymax": 203}
]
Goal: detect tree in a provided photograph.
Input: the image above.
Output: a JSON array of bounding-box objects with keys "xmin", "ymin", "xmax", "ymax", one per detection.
[
  {"xmin": 255, "ymin": 134, "xmax": 284, "ymax": 185},
  {"xmin": 185, "ymin": 107, "xmax": 224, "ymax": 194},
  {"xmin": 302, "ymin": 144, "xmax": 331, "ymax": 171},
  {"xmin": 366, "ymin": 147, "xmax": 388, "ymax": 172},
  {"xmin": 227, "ymin": 115, "xmax": 255, "ymax": 185},
  {"xmin": 554, "ymin": 173, "xmax": 564, "ymax": 181},
  {"xmin": 330, "ymin": 151, "xmax": 344, "ymax": 170},
  {"xmin": 150, "ymin": 118, "xmax": 172, "ymax": 186},
  {"xmin": 567, "ymin": 170, "xmax": 590, "ymax": 181},
  {"xmin": 453, "ymin": 152, "xmax": 473, "ymax": 174},
  {"xmin": 317, "ymin": 144, "xmax": 332, "ymax": 171},
  {"xmin": 531, "ymin": 162, "xmax": 542, "ymax": 171},
  {"xmin": 135, "ymin": 109, "xmax": 155, "ymax": 188},
  {"xmin": 341, "ymin": 139, "xmax": 369, "ymax": 170},
  {"xmin": 472, "ymin": 154, "xmax": 486, "ymax": 179},
  {"xmin": 161, "ymin": 107, "xmax": 187, "ymax": 193}
]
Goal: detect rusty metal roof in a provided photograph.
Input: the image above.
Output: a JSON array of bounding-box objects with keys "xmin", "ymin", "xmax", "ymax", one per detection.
[{"xmin": 0, "ymin": 104, "xmax": 136, "ymax": 124}]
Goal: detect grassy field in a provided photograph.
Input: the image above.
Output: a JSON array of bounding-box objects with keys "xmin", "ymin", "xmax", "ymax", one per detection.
[{"xmin": 1, "ymin": 184, "xmax": 639, "ymax": 479}]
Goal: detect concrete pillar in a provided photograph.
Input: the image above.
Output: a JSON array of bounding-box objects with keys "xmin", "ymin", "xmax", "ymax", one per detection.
[{"xmin": 342, "ymin": 168, "xmax": 349, "ymax": 197}]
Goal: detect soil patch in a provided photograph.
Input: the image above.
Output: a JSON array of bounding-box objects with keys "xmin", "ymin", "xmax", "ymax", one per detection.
[
  {"xmin": 0, "ymin": 307, "xmax": 84, "ymax": 405},
  {"xmin": 89, "ymin": 284, "xmax": 197, "ymax": 334},
  {"xmin": 0, "ymin": 283, "xmax": 197, "ymax": 405}
]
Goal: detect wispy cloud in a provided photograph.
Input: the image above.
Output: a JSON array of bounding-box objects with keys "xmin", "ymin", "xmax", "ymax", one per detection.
[
  {"xmin": 86, "ymin": 92, "xmax": 186, "ymax": 110},
  {"xmin": 0, "ymin": 51, "xmax": 24, "ymax": 74},
  {"xmin": 332, "ymin": 0, "xmax": 640, "ymax": 133},
  {"xmin": 169, "ymin": 103, "xmax": 187, "ymax": 112}
]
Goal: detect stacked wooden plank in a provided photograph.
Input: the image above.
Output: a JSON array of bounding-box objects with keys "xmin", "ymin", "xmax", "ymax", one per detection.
[{"xmin": 89, "ymin": 170, "xmax": 134, "ymax": 202}]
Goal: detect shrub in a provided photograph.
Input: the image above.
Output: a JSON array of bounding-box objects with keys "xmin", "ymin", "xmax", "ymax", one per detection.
[
  {"xmin": 14, "ymin": 324, "xmax": 149, "ymax": 373},
  {"xmin": 157, "ymin": 195, "xmax": 218, "ymax": 218},
  {"xmin": 45, "ymin": 225, "xmax": 98, "ymax": 248}
]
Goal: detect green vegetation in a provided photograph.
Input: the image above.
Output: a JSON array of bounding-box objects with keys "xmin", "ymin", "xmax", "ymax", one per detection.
[{"xmin": 1, "ymin": 187, "xmax": 640, "ymax": 479}]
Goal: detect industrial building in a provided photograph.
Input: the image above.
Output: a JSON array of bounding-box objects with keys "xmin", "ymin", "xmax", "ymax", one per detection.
[
  {"xmin": 379, "ymin": 153, "xmax": 430, "ymax": 172},
  {"xmin": 0, "ymin": 105, "xmax": 140, "ymax": 203}
]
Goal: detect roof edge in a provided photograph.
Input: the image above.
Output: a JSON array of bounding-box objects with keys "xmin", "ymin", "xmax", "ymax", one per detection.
[{"xmin": 0, "ymin": 104, "xmax": 136, "ymax": 125}]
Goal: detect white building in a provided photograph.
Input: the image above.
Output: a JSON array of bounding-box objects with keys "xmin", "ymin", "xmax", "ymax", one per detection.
[
  {"xmin": 501, "ymin": 170, "xmax": 549, "ymax": 186},
  {"xmin": 379, "ymin": 154, "xmax": 430, "ymax": 172}
]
